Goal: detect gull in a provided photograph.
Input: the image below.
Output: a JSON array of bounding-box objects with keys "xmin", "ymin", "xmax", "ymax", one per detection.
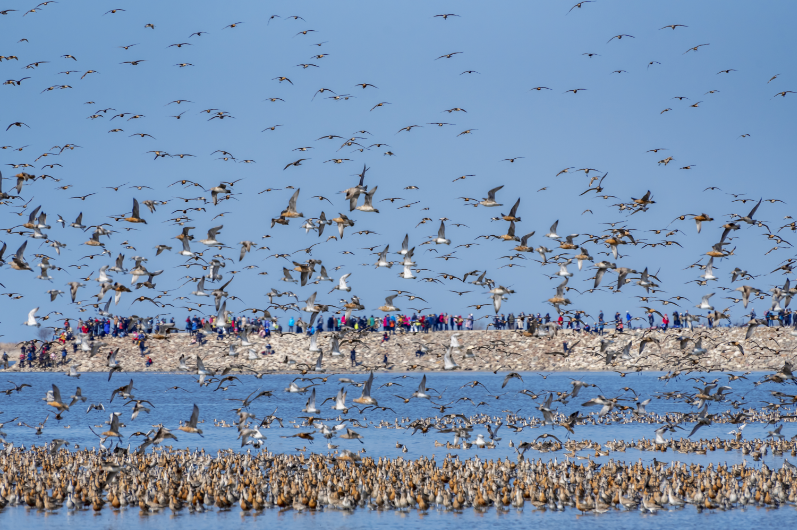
[
  {"xmin": 375, "ymin": 245, "xmax": 393, "ymax": 268},
  {"xmin": 306, "ymin": 333, "xmax": 321, "ymax": 353},
  {"xmin": 198, "ymin": 225, "xmax": 224, "ymax": 246},
  {"xmin": 736, "ymin": 198, "xmax": 762, "ymax": 225},
  {"xmin": 108, "ymin": 253, "xmax": 126, "ymax": 273},
  {"xmin": 302, "ymin": 388, "xmax": 321, "ymax": 414},
  {"xmin": 176, "ymin": 354, "xmax": 190, "ymax": 372},
  {"xmin": 411, "ymin": 375, "xmax": 431, "ymax": 399},
  {"xmin": 443, "ymin": 347, "xmax": 459, "ymax": 370},
  {"xmin": 107, "ymin": 356, "xmax": 123, "ymax": 382},
  {"xmin": 479, "ymin": 185, "xmax": 503, "ymax": 207},
  {"xmin": 96, "ymin": 265, "xmax": 112, "ymax": 283},
  {"xmin": 70, "ymin": 213, "xmax": 86, "ymax": 229},
  {"xmin": 48, "ymin": 240, "xmax": 67, "ymax": 255},
  {"xmin": 569, "ymin": 379, "xmax": 596, "ymax": 397},
  {"xmin": 400, "ymin": 264, "xmax": 416, "ymax": 279},
  {"xmin": 330, "ymin": 273, "xmax": 352, "ymax": 292},
  {"xmin": 535, "ymin": 245, "xmax": 552, "ymax": 263},
  {"xmin": 766, "ymin": 425, "xmax": 785, "ymax": 440},
  {"xmin": 239, "ymin": 426, "xmax": 267, "ymax": 447},
  {"xmin": 24, "ymin": 307, "xmax": 41, "ymax": 327},
  {"xmin": 35, "ymin": 256, "xmax": 53, "ymax": 280},
  {"xmin": 397, "ymin": 234, "xmax": 410, "ymax": 255},
  {"xmin": 700, "ymin": 257, "xmax": 718, "ymax": 281},
  {"xmin": 82, "ymin": 340, "xmax": 106, "ymax": 358},
  {"xmin": 637, "ymin": 267, "xmax": 654, "ymax": 292},
  {"xmin": 329, "ymin": 387, "xmax": 348, "ymax": 411},
  {"xmin": 301, "ymin": 218, "xmax": 317, "ymax": 233},
  {"xmin": 191, "ymin": 277, "xmax": 208, "ymax": 296},
  {"xmin": 470, "ymin": 271, "xmax": 488, "ymax": 286},
  {"xmin": 581, "ymin": 395, "xmax": 618, "ymax": 417},
  {"xmin": 329, "ymin": 335, "xmax": 343, "ymax": 357},
  {"xmin": 544, "ymin": 220, "xmax": 560, "ymax": 239},
  {"xmin": 696, "ymin": 292, "xmax": 715, "ymax": 310},
  {"xmin": 634, "ymin": 398, "xmax": 651, "ymax": 414},
  {"xmin": 401, "ymin": 247, "xmax": 416, "ymax": 267},
  {"xmin": 691, "ymin": 337, "xmax": 707, "ymax": 355},
  {"xmin": 433, "ymin": 221, "xmax": 450, "ymax": 245},
  {"xmin": 653, "ymin": 426, "xmax": 673, "ymax": 445},
  {"xmin": 285, "ymin": 381, "xmax": 315, "ymax": 393},
  {"xmin": 196, "ymin": 356, "xmax": 213, "ymax": 384},
  {"xmin": 315, "ymin": 265, "xmax": 333, "ymax": 282}
]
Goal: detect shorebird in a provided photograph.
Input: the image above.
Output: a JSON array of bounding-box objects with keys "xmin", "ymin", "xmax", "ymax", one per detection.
[
  {"xmin": 479, "ymin": 185, "xmax": 503, "ymax": 207},
  {"xmin": 10, "ymin": 241, "xmax": 32, "ymax": 271},
  {"xmin": 178, "ymin": 404, "xmax": 204, "ymax": 436},
  {"xmin": 123, "ymin": 198, "xmax": 147, "ymax": 224},
  {"xmin": 280, "ymin": 189, "xmax": 304, "ymax": 218},
  {"xmin": 378, "ymin": 295, "xmax": 400, "ymax": 312},
  {"xmin": 355, "ymin": 186, "xmax": 379, "ymax": 213},
  {"xmin": 352, "ymin": 371, "xmax": 378, "ymax": 405}
]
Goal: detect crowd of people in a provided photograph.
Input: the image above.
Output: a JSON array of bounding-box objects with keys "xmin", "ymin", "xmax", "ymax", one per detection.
[{"xmin": 4, "ymin": 306, "xmax": 795, "ymax": 370}]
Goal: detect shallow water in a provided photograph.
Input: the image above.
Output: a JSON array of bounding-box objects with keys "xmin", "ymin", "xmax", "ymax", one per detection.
[
  {"xmin": 2, "ymin": 493, "xmax": 796, "ymax": 529},
  {"xmin": 0, "ymin": 371, "xmax": 793, "ymax": 467},
  {"xmin": 2, "ymin": 371, "xmax": 796, "ymax": 526}
]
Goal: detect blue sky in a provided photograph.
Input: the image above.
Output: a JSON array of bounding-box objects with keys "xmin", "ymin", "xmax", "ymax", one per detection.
[{"xmin": 0, "ymin": 0, "xmax": 795, "ymax": 340}]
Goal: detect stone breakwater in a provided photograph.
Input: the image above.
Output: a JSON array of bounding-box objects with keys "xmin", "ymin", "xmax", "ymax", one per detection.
[{"xmin": 6, "ymin": 327, "xmax": 797, "ymax": 374}]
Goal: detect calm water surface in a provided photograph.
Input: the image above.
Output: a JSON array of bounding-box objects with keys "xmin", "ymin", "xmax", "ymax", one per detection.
[{"xmin": 0, "ymin": 371, "xmax": 793, "ymax": 461}]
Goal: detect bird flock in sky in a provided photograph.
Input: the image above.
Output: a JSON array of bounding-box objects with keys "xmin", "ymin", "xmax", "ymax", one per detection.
[{"xmin": 1, "ymin": 1, "xmax": 795, "ymax": 339}]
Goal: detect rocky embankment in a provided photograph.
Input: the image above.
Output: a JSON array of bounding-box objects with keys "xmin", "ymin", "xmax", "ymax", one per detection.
[{"xmin": 6, "ymin": 326, "xmax": 797, "ymax": 374}]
